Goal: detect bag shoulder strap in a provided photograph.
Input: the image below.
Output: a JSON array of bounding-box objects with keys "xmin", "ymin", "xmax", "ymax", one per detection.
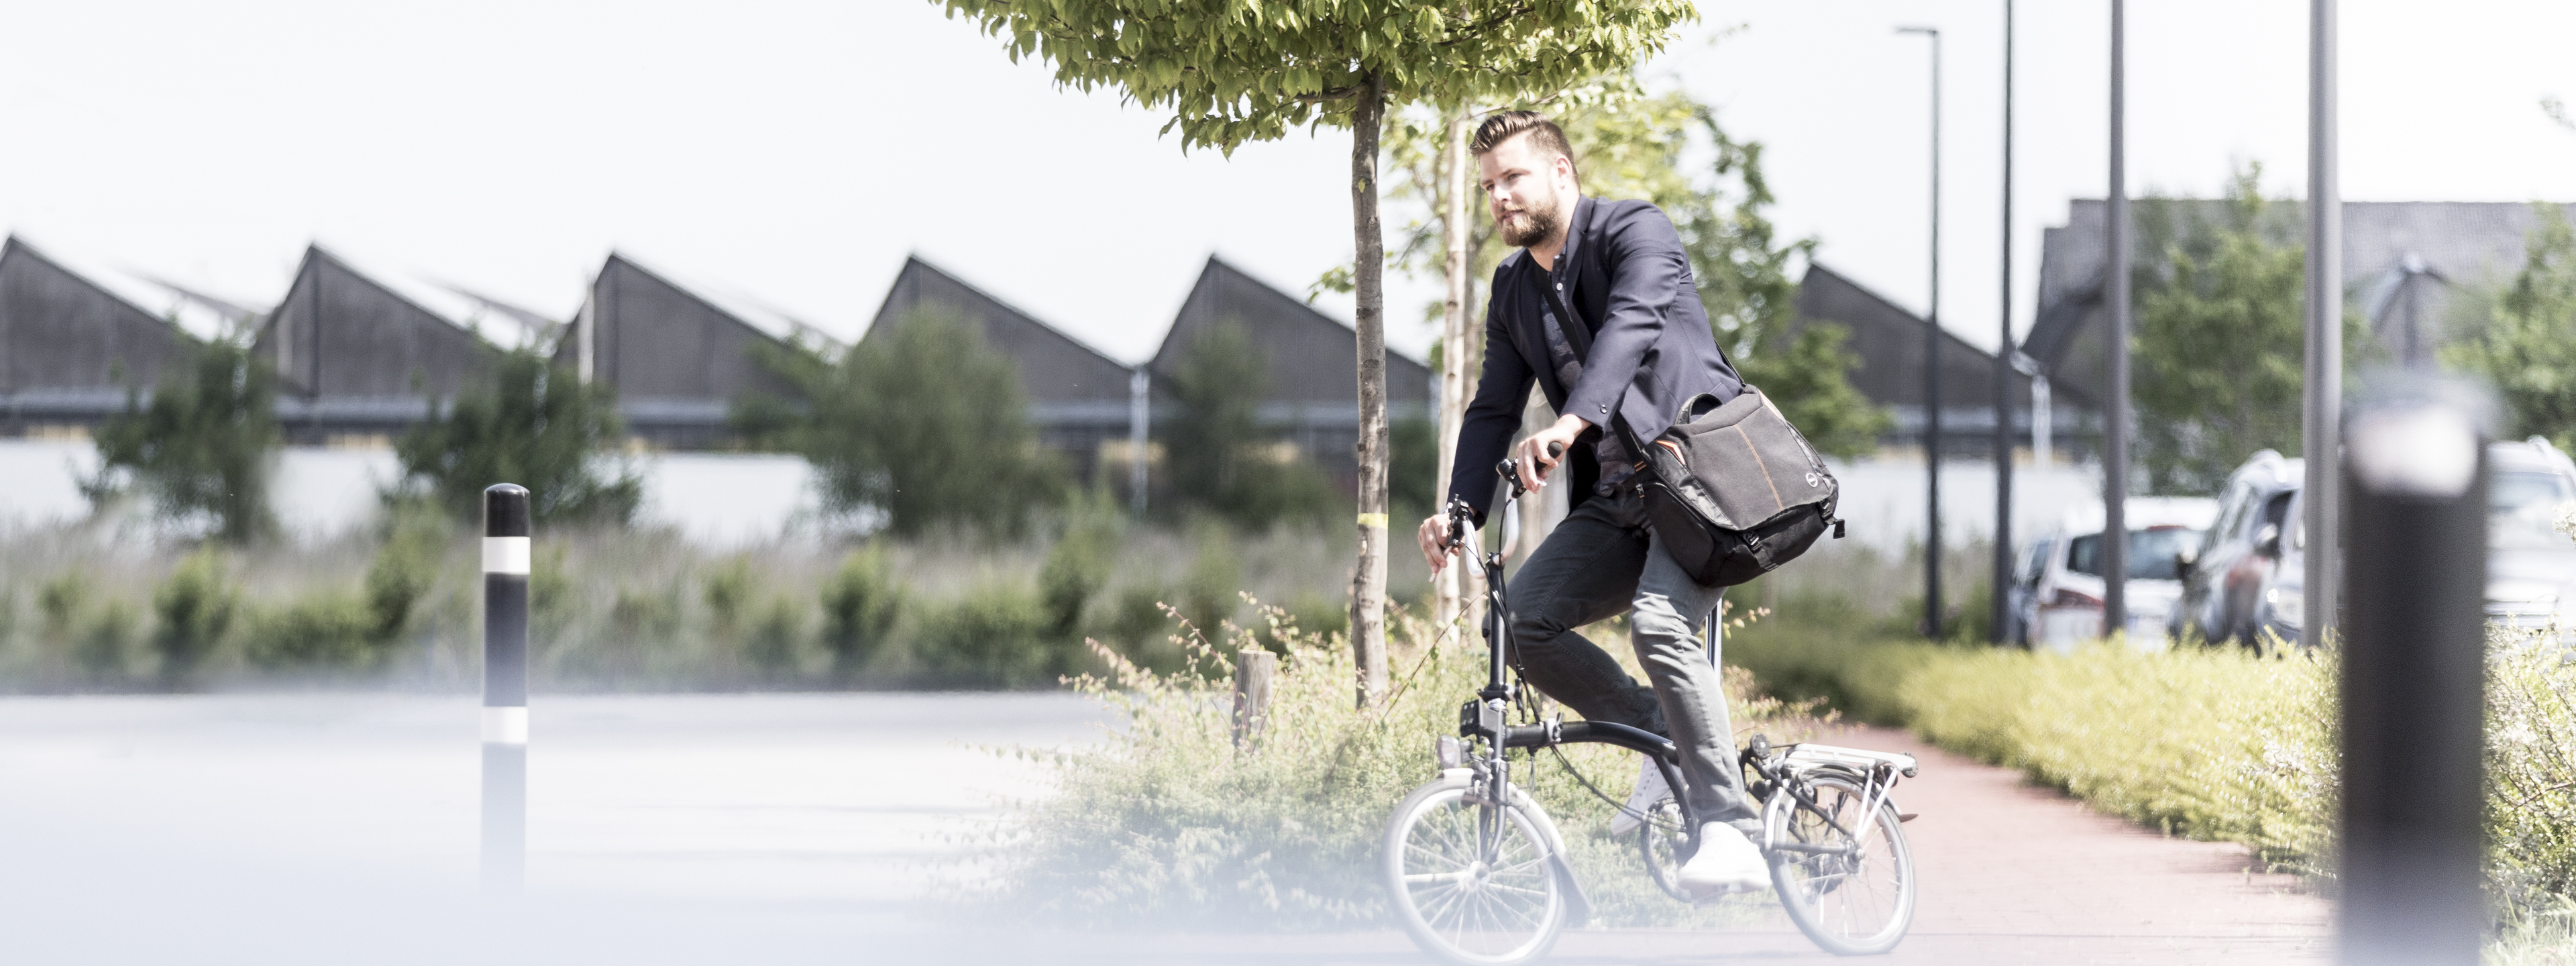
[{"xmin": 1530, "ymin": 264, "xmax": 1593, "ymax": 362}]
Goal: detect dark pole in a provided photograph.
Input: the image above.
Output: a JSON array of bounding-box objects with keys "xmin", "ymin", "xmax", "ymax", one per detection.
[
  {"xmin": 1900, "ymin": 25, "xmax": 1943, "ymax": 638},
  {"xmin": 1992, "ymin": 0, "xmax": 2016, "ymax": 644},
  {"xmin": 482, "ymin": 483, "xmax": 531, "ymax": 892},
  {"xmin": 2339, "ymin": 384, "xmax": 2486, "ymax": 965},
  {"xmin": 2102, "ymin": 0, "xmax": 2131, "ymax": 639},
  {"xmin": 2301, "ymin": 0, "xmax": 2343, "ymax": 651}
]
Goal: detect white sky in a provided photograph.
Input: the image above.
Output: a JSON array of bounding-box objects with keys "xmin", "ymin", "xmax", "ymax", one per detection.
[{"xmin": 1, "ymin": 1, "xmax": 2569, "ymax": 366}]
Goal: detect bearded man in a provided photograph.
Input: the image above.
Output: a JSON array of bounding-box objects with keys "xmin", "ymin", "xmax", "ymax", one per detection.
[{"xmin": 1416, "ymin": 110, "xmax": 1767, "ymax": 897}]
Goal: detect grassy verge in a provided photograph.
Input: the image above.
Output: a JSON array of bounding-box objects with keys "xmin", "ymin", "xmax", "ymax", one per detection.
[
  {"xmin": 1728, "ymin": 593, "xmax": 2576, "ymax": 941},
  {"xmin": 978, "ymin": 602, "xmax": 1832, "ymax": 930}
]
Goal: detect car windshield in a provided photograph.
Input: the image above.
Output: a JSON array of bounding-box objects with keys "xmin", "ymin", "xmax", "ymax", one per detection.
[
  {"xmin": 2491, "ymin": 470, "xmax": 2576, "ymax": 551},
  {"xmin": 2065, "ymin": 528, "xmax": 2205, "ymax": 580}
]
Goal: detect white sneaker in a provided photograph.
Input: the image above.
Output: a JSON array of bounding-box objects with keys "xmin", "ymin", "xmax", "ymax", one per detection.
[
  {"xmin": 1676, "ymin": 822, "xmax": 1769, "ymax": 898},
  {"xmin": 1608, "ymin": 758, "xmax": 1670, "ymax": 837}
]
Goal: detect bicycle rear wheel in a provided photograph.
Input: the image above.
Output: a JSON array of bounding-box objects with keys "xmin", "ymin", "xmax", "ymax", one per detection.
[
  {"xmin": 1635, "ymin": 795, "xmax": 1695, "ymax": 902},
  {"xmin": 1765, "ymin": 771, "xmax": 1915, "ymax": 956},
  {"xmin": 1383, "ymin": 776, "xmax": 1566, "ymax": 966}
]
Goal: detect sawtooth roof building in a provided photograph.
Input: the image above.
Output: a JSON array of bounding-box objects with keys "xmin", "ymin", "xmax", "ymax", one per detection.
[
  {"xmin": 254, "ymin": 245, "xmax": 542, "ymax": 445},
  {"xmin": 1793, "ymin": 262, "xmax": 2068, "ymax": 456},
  {"xmin": 867, "ymin": 256, "xmax": 1139, "ymax": 482},
  {"xmin": 1149, "ymin": 256, "xmax": 1434, "ymax": 486},
  {"xmin": 0, "ymin": 235, "xmax": 216, "ymax": 435},
  {"xmin": 553, "ymin": 253, "xmax": 810, "ymax": 449}
]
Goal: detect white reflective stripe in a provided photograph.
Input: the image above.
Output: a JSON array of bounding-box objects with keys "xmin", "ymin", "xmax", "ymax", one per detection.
[
  {"xmin": 482, "ymin": 706, "xmax": 528, "ymax": 745},
  {"xmin": 482, "ymin": 536, "xmax": 531, "ymax": 575}
]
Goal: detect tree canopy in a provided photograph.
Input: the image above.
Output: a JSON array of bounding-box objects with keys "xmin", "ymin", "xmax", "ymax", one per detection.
[
  {"xmin": 2447, "ymin": 204, "xmax": 2576, "ymax": 450},
  {"xmin": 938, "ymin": 0, "xmax": 1695, "ymax": 154},
  {"xmin": 391, "ymin": 348, "xmax": 640, "ymax": 526},
  {"xmin": 86, "ymin": 339, "xmax": 280, "ymax": 543},
  {"xmin": 740, "ymin": 311, "xmax": 1063, "ymax": 536}
]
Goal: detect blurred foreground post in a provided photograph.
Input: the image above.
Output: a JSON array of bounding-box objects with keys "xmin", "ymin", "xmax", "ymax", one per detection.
[
  {"xmin": 1232, "ymin": 649, "xmax": 1276, "ymax": 749},
  {"xmin": 2339, "ymin": 385, "xmax": 2485, "ymax": 965},
  {"xmin": 482, "ymin": 483, "xmax": 531, "ymax": 892}
]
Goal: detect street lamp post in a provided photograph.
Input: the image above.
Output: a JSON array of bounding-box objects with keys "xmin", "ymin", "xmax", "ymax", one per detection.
[
  {"xmin": 2103, "ymin": 0, "xmax": 2132, "ymax": 639},
  {"xmin": 2302, "ymin": 0, "xmax": 2341, "ymax": 653},
  {"xmin": 1992, "ymin": 0, "xmax": 2016, "ymax": 645},
  {"xmin": 1899, "ymin": 24, "xmax": 1942, "ymax": 639}
]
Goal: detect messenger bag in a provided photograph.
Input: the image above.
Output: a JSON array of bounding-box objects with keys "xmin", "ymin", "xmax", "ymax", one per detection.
[{"xmin": 1636, "ymin": 387, "xmax": 1845, "ymax": 587}]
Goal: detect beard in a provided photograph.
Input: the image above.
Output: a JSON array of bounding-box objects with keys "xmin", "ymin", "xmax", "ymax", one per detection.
[{"xmin": 1497, "ymin": 189, "xmax": 1564, "ymax": 249}]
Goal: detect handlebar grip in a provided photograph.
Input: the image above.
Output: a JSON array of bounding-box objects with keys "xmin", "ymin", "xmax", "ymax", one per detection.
[{"xmin": 1546, "ymin": 441, "xmax": 1566, "ymax": 458}]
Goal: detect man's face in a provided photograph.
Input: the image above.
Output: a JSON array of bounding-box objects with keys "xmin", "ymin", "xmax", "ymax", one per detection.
[{"xmin": 1477, "ymin": 133, "xmax": 1573, "ymax": 249}]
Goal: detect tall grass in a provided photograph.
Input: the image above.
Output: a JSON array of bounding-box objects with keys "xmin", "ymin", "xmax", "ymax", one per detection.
[
  {"xmin": 0, "ymin": 511, "xmax": 1415, "ymax": 693},
  {"xmin": 979, "ymin": 602, "xmax": 1831, "ymax": 930}
]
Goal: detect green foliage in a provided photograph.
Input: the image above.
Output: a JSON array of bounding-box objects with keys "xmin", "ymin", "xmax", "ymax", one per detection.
[
  {"xmin": 1729, "ymin": 610, "xmax": 2334, "ymax": 873},
  {"xmin": 703, "ymin": 555, "xmax": 755, "ymax": 637},
  {"xmin": 2134, "ymin": 168, "xmax": 2314, "ymax": 495},
  {"xmin": 363, "ymin": 509, "xmax": 445, "ymax": 647},
  {"xmin": 1734, "ymin": 594, "xmax": 2576, "ymax": 924},
  {"xmin": 1388, "ymin": 417, "xmax": 1438, "ymax": 523},
  {"xmin": 2489, "ymin": 629, "xmax": 2576, "ymax": 919},
  {"xmin": 818, "ymin": 546, "xmax": 902, "ymax": 678},
  {"xmin": 982, "ymin": 603, "xmax": 1825, "ymax": 928},
  {"xmin": 2448, "ymin": 204, "xmax": 2576, "ymax": 450},
  {"xmin": 393, "ymin": 348, "xmax": 639, "ymax": 525},
  {"xmin": 743, "ymin": 596, "xmax": 809, "ymax": 679},
  {"xmin": 250, "ymin": 592, "xmax": 380, "ymax": 669},
  {"xmin": 745, "ymin": 311, "xmax": 1061, "ymax": 535},
  {"xmin": 937, "ymin": 0, "xmax": 1695, "ymax": 155},
  {"xmin": 86, "ymin": 339, "xmax": 280, "ymax": 543},
  {"xmin": 1040, "ymin": 496, "xmax": 1122, "ymax": 639},
  {"xmin": 1159, "ymin": 321, "xmax": 1338, "ymax": 527},
  {"xmin": 151, "ymin": 549, "xmax": 238, "ymax": 688},
  {"xmin": 914, "ymin": 582, "xmax": 1062, "ymax": 689}
]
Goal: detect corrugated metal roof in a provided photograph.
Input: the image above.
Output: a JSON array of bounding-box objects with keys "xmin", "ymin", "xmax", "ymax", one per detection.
[{"xmin": 5, "ymin": 234, "xmax": 244, "ymax": 342}]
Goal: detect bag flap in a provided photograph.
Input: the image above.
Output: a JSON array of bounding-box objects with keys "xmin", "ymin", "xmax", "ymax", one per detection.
[{"xmin": 1658, "ymin": 387, "xmax": 1836, "ymax": 529}]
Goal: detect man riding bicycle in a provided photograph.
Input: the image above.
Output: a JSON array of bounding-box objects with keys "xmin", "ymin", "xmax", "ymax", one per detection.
[{"xmin": 1416, "ymin": 110, "xmax": 1767, "ymax": 899}]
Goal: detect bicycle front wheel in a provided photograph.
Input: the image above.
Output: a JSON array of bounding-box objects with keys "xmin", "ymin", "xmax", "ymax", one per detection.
[
  {"xmin": 1382, "ymin": 776, "xmax": 1566, "ymax": 966},
  {"xmin": 1765, "ymin": 771, "xmax": 1915, "ymax": 956}
]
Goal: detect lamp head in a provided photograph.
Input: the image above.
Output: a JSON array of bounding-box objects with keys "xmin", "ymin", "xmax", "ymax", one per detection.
[{"xmin": 1896, "ymin": 25, "xmax": 1939, "ymax": 36}]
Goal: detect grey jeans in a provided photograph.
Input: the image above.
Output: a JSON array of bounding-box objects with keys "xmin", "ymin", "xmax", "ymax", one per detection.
[{"xmin": 1505, "ymin": 488, "xmax": 1758, "ymax": 830}]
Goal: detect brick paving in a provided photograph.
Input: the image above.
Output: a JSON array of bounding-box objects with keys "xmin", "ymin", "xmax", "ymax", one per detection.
[{"xmin": 968, "ymin": 724, "xmax": 2330, "ymax": 965}]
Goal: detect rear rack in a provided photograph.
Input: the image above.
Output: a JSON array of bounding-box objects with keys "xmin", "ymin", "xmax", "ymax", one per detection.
[{"xmin": 1777, "ymin": 743, "xmax": 1920, "ymax": 778}]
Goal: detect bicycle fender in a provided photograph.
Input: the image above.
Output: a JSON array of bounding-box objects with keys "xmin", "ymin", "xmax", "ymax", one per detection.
[{"xmin": 1507, "ymin": 786, "xmax": 1595, "ymax": 929}]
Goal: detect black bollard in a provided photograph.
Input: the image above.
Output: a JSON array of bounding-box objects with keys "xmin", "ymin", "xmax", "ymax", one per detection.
[
  {"xmin": 2339, "ymin": 384, "xmax": 2487, "ymax": 966},
  {"xmin": 482, "ymin": 484, "xmax": 531, "ymax": 892}
]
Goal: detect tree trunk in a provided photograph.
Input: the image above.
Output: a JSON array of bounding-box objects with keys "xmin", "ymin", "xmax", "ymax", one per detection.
[
  {"xmin": 1347, "ymin": 74, "xmax": 1391, "ymax": 708},
  {"xmin": 1432, "ymin": 109, "xmax": 1476, "ymax": 633}
]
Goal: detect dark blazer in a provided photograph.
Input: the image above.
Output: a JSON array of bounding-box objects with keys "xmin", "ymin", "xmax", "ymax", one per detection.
[{"xmin": 1445, "ymin": 195, "xmax": 1743, "ymax": 524}]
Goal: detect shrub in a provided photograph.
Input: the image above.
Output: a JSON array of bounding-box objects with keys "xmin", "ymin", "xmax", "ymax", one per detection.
[
  {"xmin": 250, "ymin": 593, "xmax": 379, "ymax": 669},
  {"xmin": 743, "ymin": 596, "xmax": 809, "ymax": 680},
  {"xmin": 152, "ymin": 549, "xmax": 239, "ymax": 688},
  {"xmin": 362, "ymin": 512, "xmax": 445, "ymax": 648},
  {"xmin": 703, "ymin": 556, "xmax": 755, "ymax": 637},
  {"xmin": 819, "ymin": 546, "xmax": 902, "ymax": 679},
  {"xmin": 1040, "ymin": 497, "xmax": 1121, "ymax": 639},
  {"xmin": 983, "ymin": 604, "xmax": 1827, "ymax": 929},
  {"xmin": 914, "ymin": 583, "xmax": 1059, "ymax": 688},
  {"xmin": 392, "ymin": 348, "xmax": 640, "ymax": 526}
]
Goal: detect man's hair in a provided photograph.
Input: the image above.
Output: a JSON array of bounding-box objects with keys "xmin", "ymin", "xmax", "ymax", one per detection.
[{"xmin": 1470, "ymin": 110, "xmax": 1578, "ymax": 182}]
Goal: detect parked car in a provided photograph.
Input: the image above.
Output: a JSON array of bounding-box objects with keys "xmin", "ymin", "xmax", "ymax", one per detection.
[
  {"xmin": 2481, "ymin": 437, "xmax": 2576, "ymax": 630},
  {"xmin": 2173, "ymin": 451, "xmax": 2306, "ymax": 650},
  {"xmin": 2009, "ymin": 497, "xmax": 2220, "ymax": 651}
]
